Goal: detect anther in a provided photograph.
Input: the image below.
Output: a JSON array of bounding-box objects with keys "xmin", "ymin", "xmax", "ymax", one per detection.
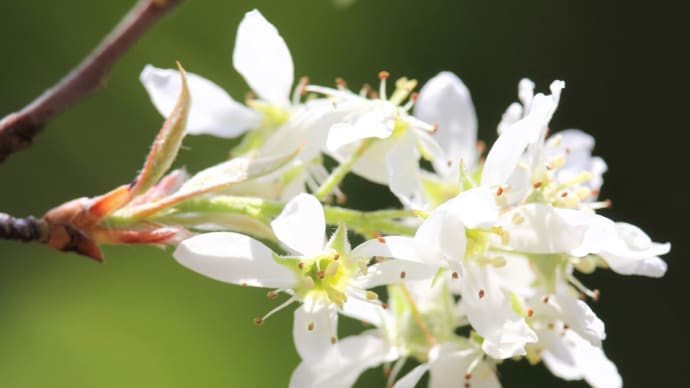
[
  {"xmin": 563, "ymin": 323, "xmax": 570, "ymax": 330},
  {"xmin": 376, "ymin": 235, "xmax": 386, "ymax": 243},
  {"xmin": 560, "ymin": 191, "xmax": 568, "ymax": 198},
  {"xmin": 533, "ymin": 181, "xmax": 543, "ymax": 189},
  {"xmin": 465, "ymin": 373, "xmax": 472, "ymax": 380},
  {"xmin": 317, "ymin": 270, "xmax": 325, "ymax": 279},
  {"xmin": 496, "ymin": 186, "xmax": 504, "ymax": 196},
  {"xmin": 411, "ymin": 92, "xmax": 419, "ymax": 101},
  {"xmin": 335, "ymin": 77, "xmax": 347, "ymax": 89},
  {"xmin": 431, "ymin": 123, "xmax": 439, "ymax": 134},
  {"xmin": 465, "ymin": 383, "xmax": 471, "ymax": 388},
  {"xmin": 378, "ymin": 71, "xmax": 390, "ymax": 80},
  {"xmin": 330, "ymin": 336, "xmax": 338, "ymax": 344},
  {"xmin": 333, "ymin": 253, "xmax": 340, "ymax": 261},
  {"xmin": 547, "ymin": 322, "xmax": 555, "ymax": 330},
  {"xmin": 592, "ymin": 289, "xmax": 600, "ymax": 301},
  {"xmin": 478, "ymin": 289, "xmax": 485, "ymax": 299},
  {"xmin": 542, "ymin": 296, "xmax": 550, "ymax": 303},
  {"xmin": 336, "ymin": 193, "xmax": 347, "ymax": 204},
  {"xmin": 254, "ymin": 317, "xmax": 264, "ymax": 325},
  {"xmin": 381, "ymin": 303, "xmax": 388, "ymax": 309},
  {"xmin": 527, "ymin": 308, "xmax": 534, "ymax": 318},
  {"xmin": 366, "ymin": 291, "xmax": 379, "ymax": 300},
  {"xmin": 298, "ymin": 261, "xmax": 304, "ymax": 269},
  {"xmin": 307, "ymin": 322, "xmax": 314, "ymax": 331},
  {"xmin": 512, "ymin": 212, "xmax": 525, "ymax": 225},
  {"xmin": 266, "ymin": 291, "xmax": 279, "ymax": 299},
  {"xmin": 452, "ymin": 271, "xmax": 459, "ymax": 279},
  {"xmin": 241, "ymin": 282, "xmax": 248, "ymax": 287},
  {"xmin": 400, "ymin": 271, "xmax": 407, "ymax": 279}
]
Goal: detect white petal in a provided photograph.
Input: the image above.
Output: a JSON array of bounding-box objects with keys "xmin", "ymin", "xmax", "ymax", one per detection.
[
  {"xmin": 326, "ymin": 109, "xmax": 393, "ymax": 152},
  {"xmin": 293, "ymin": 303, "xmax": 338, "ymax": 362},
  {"xmin": 387, "ymin": 132, "xmax": 425, "ymax": 209},
  {"xmin": 599, "ymin": 222, "xmax": 670, "ymax": 277},
  {"xmin": 341, "ymin": 297, "xmax": 385, "ymax": 327},
  {"xmin": 428, "ymin": 344, "xmax": 500, "ymax": 388},
  {"xmin": 541, "ymin": 329, "xmax": 621, "ymax": 388},
  {"xmin": 173, "ymin": 232, "xmax": 297, "ymax": 288},
  {"xmin": 140, "ymin": 65, "xmax": 259, "ymax": 138},
  {"xmin": 536, "ymin": 294, "xmax": 605, "ymax": 346},
  {"xmin": 348, "ymin": 137, "xmax": 398, "ymax": 184},
  {"xmin": 357, "ymin": 259, "xmax": 440, "ymax": 289},
  {"xmin": 500, "ymin": 204, "xmax": 595, "ymax": 254},
  {"xmin": 271, "ymin": 193, "xmax": 325, "ymax": 256},
  {"xmin": 481, "ymin": 81, "xmax": 565, "ymax": 187},
  {"xmin": 393, "ymin": 363, "xmax": 430, "ymax": 388},
  {"xmin": 436, "ymin": 186, "xmax": 499, "ymax": 229},
  {"xmin": 290, "ymin": 333, "xmax": 394, "ymax": 388},
  {"xmin": 414, "ymin": 71, "xmax": 478, "ymax": 172},
  {"xmin": 233, "ymin": 9, "xmax": 293, "ymax": 105},
  {"xmin": 459, "ymin": 264, "xmax": 537, "ymax": 359},
  {"xmin": 415, "ymin": 205, "xmax": 467, "ymax": 263}
]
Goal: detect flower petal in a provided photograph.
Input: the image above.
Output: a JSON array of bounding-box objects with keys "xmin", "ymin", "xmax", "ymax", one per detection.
[
  {"xmin": 326, "ymin": 109, "xmax": 394, "ymax": 152},
  {"xmin": 357, "ymin": 259, "xmax": 440, "ymax": 289},
  {"xmin": 500, "ymin": 204, "xmax": 594, "ymax": 254},
  {"xmin": 233, "ymin": 9, "xmax": 293, "ymax": 106},
  {"xmin": 173, "ymin": 232, "xmax": 297, "ymax": 288},
  {"xmin": 290, "ymin": 333, "xmax": 394, "ymax": 388},
  {"xmin": 140, "ymin": 65, "xmax": 259, "ymax": 137},
  {"xmin": 481, "ymin": 80, "xmax": 565, "ymax": 187},
  {"xmin": 428, "ymin": 344, "xmax": 500, "ymax": 388},
  {"xmin": 459, "ymin": 263, "xmax": 537, "ymax": 359},
  {"xmin": 387, "ymin": 132, "xmax": 425, "ymax": 209},
  {"xmin": 393, "ymin": 363, "xmax": 430, "ymax": 388},
  {"xmin": 598, "ymin": 222, "xmax": 670, "ymax": 277},
  {"xmin": 414, "ymin": 71, "xmax": 478, "ymax": 172},
  {"xmin": 271, "ymin": 193, "xmax": 326, "ymax": 256},
  {"xmin": 293, "ymin": 303, "xmax": 338, "ymax": 362}
]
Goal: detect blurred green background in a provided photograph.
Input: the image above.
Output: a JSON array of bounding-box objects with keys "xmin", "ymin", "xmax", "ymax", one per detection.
[{"xmin": 0, "ymin": 1, "xmax": 682, "ymax": 387}]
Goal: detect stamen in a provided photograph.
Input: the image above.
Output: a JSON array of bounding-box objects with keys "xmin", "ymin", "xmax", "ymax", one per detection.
[
  {"xmin": 527, "ymin": 308, "xmax": 534, "ymax": 317},
  {"xmin": 542, "ymin": 296, "xmax": 550, "ymax": 303},
  {"xmin": 386, "ymin": 357, "xmax": 408, "ymax": 388},
  {"xmin": 496, "ymin": 186, "xmax": 504, "ymax": 196},
  {"xmin": 317, "ymin": 270, "xmax": 325, "ymax": 279},
  {"xmin": 533, "ymin": 181, "xmax": 543, "ymax": 189},
  {"xmin": 335, "ymin": 77, "xmax": 347, "ymax": 90},
  {"xmin": 292, "ymin": 76, "xmax": 309, "ymax": 104},
  {"xmin": 330, "ymin": 336, "xmax": 337, "ymax": 344},
  {"xmin": 567, "ymin": 273, "xmax": 599, "ymax": 300},
  {"xmin": 254, "ymin": 317, "xmax": 264, "ymax": 325},
  {"xmin": 366, "ymin": 291, "xmax": 379, "ymax": 300},
  {"xmin": 325, "ymin": 261, "xmax": 340, "ymax": 277},
  {"xmin": 259, "ymin": 296, "xmax": 297, "ymax": 323},
  {"xmin": 266, "ymin": 290, "xmax": 279, "ymax": 299},
  {"xmin": 360, "ymin": 83, "xmax": 372, "ymax": 97},
  {"xmin": 307, "ymin": 322, "xmax": 314, "ymax": 331},
  {"xmin": 452, "ymin": 271, "xmax": 459, "ymax": 279},
  {"xmin": 478, "ymin": 289, "xmax": 485, "ymax": 299},
  {"xmin": 378, "ymin": 71, "xmax": 390, "ymax": 100},
  {"xmin": 400, "ymin": 271, "xmax": 407, "ymax": 279}
]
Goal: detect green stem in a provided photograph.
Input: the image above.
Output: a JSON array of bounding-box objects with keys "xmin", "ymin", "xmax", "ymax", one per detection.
[
  {"xmin": 155, "ymin": 195, "xmax": 418, "ymax": 237},
  {"xmin": 314, "ymin": 139, "xmax": 372, "ymax": 200}
]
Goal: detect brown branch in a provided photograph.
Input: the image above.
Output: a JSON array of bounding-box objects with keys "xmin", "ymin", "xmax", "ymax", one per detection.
[
  {"xmin": 0, "ymin": 0, "xmax": 184, "ymax": 163},
  {"xmin": 0, "ymin": 213, "xmax": 47, "ymax": 243}
]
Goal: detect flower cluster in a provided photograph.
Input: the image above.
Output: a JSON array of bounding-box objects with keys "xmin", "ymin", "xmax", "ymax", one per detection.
[{"xmin": 135, "ymin": 9, "xmax": 669, "ymax": 388}]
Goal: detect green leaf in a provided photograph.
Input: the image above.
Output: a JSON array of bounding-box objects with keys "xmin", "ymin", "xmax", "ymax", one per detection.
[{"xmin": 132, "ymin": 61, "xmax": 191, "ymax": 196}]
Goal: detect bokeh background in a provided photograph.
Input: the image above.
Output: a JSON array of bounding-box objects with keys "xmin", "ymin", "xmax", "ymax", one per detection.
[{"xmin": 0, "ymin": 1, "xmax": 683, "ymax": 387}]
